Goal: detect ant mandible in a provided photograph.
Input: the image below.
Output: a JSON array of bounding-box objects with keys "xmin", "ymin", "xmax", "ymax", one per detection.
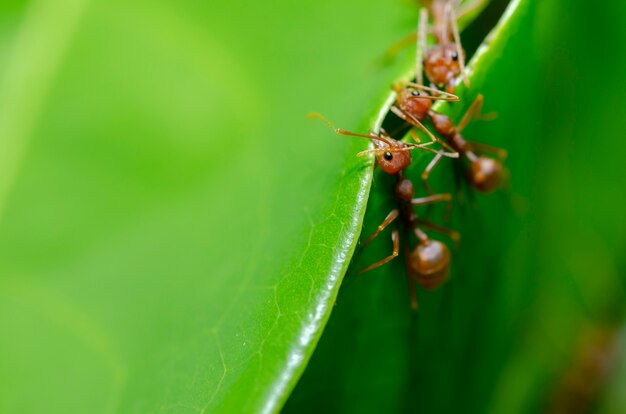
[{"xmin": 308, "ymin": 112, "xmax": 459, "ymax": 309}]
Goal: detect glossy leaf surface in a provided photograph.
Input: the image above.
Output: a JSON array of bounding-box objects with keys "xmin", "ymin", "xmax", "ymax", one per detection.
[{"xmin": 286, "ymin": 0, "xmax": 626, "ymax": 412}]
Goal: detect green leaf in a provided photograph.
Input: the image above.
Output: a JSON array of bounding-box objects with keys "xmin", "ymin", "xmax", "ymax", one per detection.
[
  {"xmin": 284, "ymin": 0, "xmax": 545, "ymax": 412},
  {"xmin": 0, "ymin": 0, "xmax": 411, "ymax": 412},
  {"xmin": 3, "ymin": 0, "xmax": 625, "ymax": 412},
  {"xmin": 286, "ymin": 0, "xmax": 626, "ymax": 412}
]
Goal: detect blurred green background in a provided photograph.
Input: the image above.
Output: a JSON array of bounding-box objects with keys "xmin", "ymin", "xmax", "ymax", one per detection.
[{"xmin": 0, "ymin": 0, "xmax": 624, "ymax": 413}]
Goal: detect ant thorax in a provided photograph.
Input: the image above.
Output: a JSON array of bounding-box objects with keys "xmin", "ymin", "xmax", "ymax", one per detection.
[
  {"xmin": 429, "ymin": 111, "xmax": 455, "ymax": 137},
  {"xmin": 394, "ymin": 177, "xmax": 415, "ymax": 203}
]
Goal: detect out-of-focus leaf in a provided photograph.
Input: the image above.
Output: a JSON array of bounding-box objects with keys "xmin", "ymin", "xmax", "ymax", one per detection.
[{"xmin": 0, "ymin": 0, "xmax": 415, "ymax": 412}]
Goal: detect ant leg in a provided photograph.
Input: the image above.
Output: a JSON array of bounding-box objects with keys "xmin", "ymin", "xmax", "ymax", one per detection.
[
  {"xmin": 358, "ymin": 228, "xmax": 400, "ymax": 274},
  {"xmin": 390, "ymin": 106, "xmax": 435, "ymax": 142},
  {"xmin": 404, "ymin": 242, "xmax": 418, "ymax": 310},
  {"xmin": 383, "ymin": 32, "xmax": 418, "ymax": 64},
  {"xmin": 441, "ymin": 1, "xmax": 450, "ymax": 44},
  {"xmin": 412, "ymin": 193, "xmax": 453, "ymax": 221},
  {"xmin": 467, "ymin": 141, "xmax": 508, "ymax": 160},
  {"xmin": 458, "ymin": 0, "xmax": 489, "ymax": 20},
  {"xmin": 449, "ymin": 5, "xmax": 469, "ymax": 87},
  {"xmin": 457, "ymin": 94, "xmax": 484, "ymax": 132},
  {"xmin": 391, "ymin": 106, "xmax": 458, "ymax": 156},
  {"xmin": 362, "ymin": 209, "xmax": 399, "ymax": 247},
  {"xmin": 421, "ymin": 152, "xmax": 445, "ymax": 195},
  {"xmin": 408, "ymin": 130, "xmax": 450, "ymax": 158},
  {"xmin": 474, "ymin": 111, "xmax": 498, "ymax": 122},
  {"xmin": 410, "ymin": 128, "xmax": 431, "ymax": 145},
  {"xmin": 383, "ymin": 7, "xmax": 436, "ymax": 67},
  {"xmin": 445, "ymin": 79, "xmax": 457, "ymax": 95},
  {"xmin": 415, "ymin": 218, "xmax": 461, "ymax": 246},
  {"xmin": 412, "ymin": 193, "xmax": 452, "ymax": 206},
  {"xmin": 416, "ymin": 7, "xmax": 429, "ymax": 85}
]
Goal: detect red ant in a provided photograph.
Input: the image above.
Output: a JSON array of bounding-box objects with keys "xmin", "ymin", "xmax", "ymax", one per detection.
[
  {"xmin": 418, "ymin": 0, "xmax": 469, "ymax": 93},
  {"xmin": 387, "ymin": 2, "xmax": 506, "ymax": 195},
  {"xmin": 386, "ymin": 0, "xmax": 486, "ymax": 92},
  {"xmin": 546, "ymin": 325, "xmax": 621, "ymax": 414},
  {"xmin": 308, "ymin": 113, "xmax": 459, "ymax": 309},
  {"xmin": 391, "ymin": 85, "xmax": 507, "ymax": 194}
]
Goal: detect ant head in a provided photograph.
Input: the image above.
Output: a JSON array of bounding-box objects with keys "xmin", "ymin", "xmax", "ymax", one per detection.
[
  {"xmin": 394, "ymin": 85, "xmax": 433, "ymax": 121},
  {"xmin": 306, "ymin": 112, "xmax": 419, "ymax": 176},
  {"xmin": 467, "ymin": 155, "xmax": 504, "ymax": 193},
  {"xmin": 372, "ymin": 136, "xmax": 413, "ymax": 175},
  {"xmin": 424, "ymin": 44, "xmax": 465, "ymax": 90},
  {"xmin": 393, "ymin": 83, "xmax": 459, "ymax": 125},
  {"xmin": 407, "ymin": 239, "xmax": 451, "ymax": 290}
]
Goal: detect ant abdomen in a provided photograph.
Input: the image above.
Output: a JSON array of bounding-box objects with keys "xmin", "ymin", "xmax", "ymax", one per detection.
[
  {"xmin": 407, "ymin": 239, "xmax": 451, "ymax": 290},
  {"xmin": 467, "ymin": 155, "xmax": 504, "ymax": 193}
]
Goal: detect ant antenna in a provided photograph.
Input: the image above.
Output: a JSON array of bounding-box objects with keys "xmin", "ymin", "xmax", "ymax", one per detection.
[
  {"xmin": 441, "ymin": 1, "xmax": 450, "ymax": 44},
  {"xmin": 356, "ymin": 145, "xmax": 428, "ymax": 158},
  {"xmin": 355, "ymin": 139, "xmax": 448, "ymax": 158},
  {"xmin": 456, "ymin": 94, "xmax": 484, "ymax": 132},
  {"xmin": 409, "ymin": 129, "xmax": 458, "ymax": 158},
  {"xmin": 307, "ymin": 112, "xmax": 395, "ymax": 146},
  {"xmin": 400, "ymin": 81, "xmax": 460, "ymax": 101},
  {"xmin": 307, "ymin": 112, "xmax": 452, "ymax": 160},
  {"xmin": 417, "ymin": 7, "xmax": 428, "ymax": 86},
  {"xmin": 389, "ymin": 106, "xmax": 459, "ymax": 156},
  {"xmin": 449, "ymin": 4, "xmax": 470, "ymax": 87}
]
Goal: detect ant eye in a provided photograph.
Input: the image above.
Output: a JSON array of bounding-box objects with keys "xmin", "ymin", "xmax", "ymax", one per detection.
[
  {"xmin": 451, "ymin": 51, "xmax": 459, "ymax": 61},
  {"xmin": 411, "ymin": 90, "xmax": 420, "ymax": 97},
  {"xmin": 384, "ymin": 151, "xmax": 393, "ymax": 161}
]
